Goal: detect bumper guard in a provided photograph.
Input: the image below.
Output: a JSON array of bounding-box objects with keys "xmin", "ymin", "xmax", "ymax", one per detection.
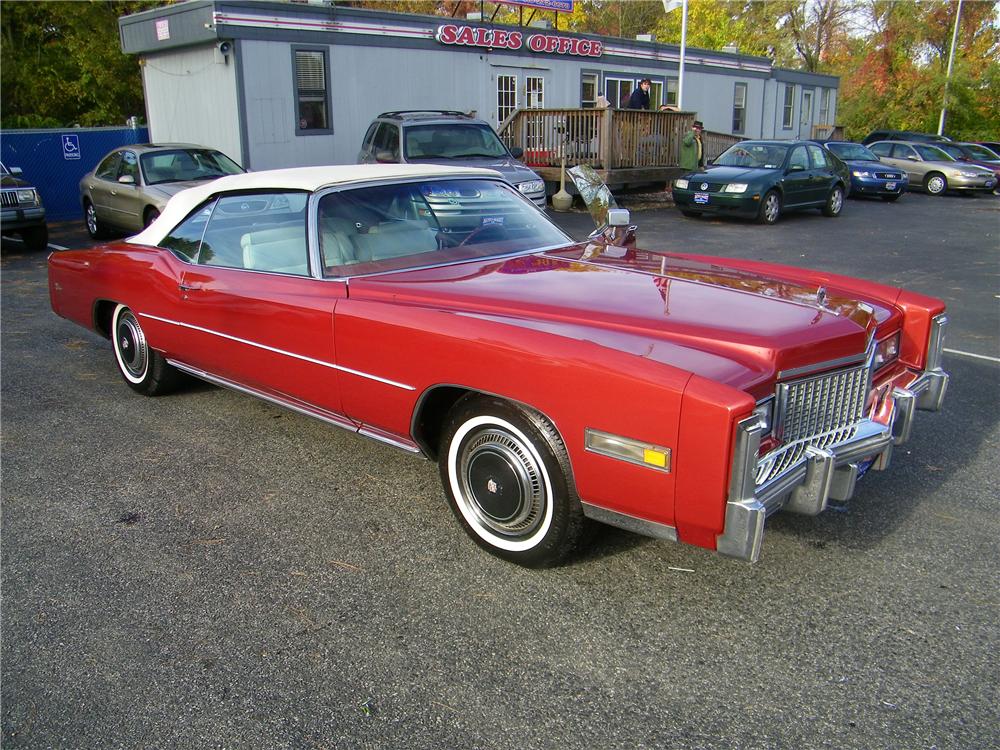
[{"xmin": 716, "ymin": 366, "xmax": 948, "ymax": 562}]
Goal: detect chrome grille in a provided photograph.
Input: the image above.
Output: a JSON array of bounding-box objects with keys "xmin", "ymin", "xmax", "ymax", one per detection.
[
  {"xmin": 756, "ymin": 425, "xmax": 859, "ymax": 486},
  {"xmin": 0, "ymin": 191, "xmax": 19, "ymax": 208},
  {"xmin": 776, "ymin": 363, "xmax": 870, "ymax": 444}
]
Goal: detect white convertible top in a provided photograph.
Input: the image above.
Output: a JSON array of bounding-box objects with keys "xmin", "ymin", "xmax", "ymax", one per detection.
[{"xmin": 128, "ymin": 163, "xmax": 503, "ymax": 246}]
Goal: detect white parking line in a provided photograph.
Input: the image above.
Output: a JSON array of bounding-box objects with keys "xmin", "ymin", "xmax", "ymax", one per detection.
[
  {"xmin": 48, "ymin": 243, "xmax": 69, "ymax": 251},
  {"xmin": 944, "ymin": 348, "xmax": 1000, "ymax": 364}
]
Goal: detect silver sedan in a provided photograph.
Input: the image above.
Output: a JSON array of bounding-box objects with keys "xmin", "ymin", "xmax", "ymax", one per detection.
[
  {"xmin": 868, "ymin": 140, "xmax": 996, "ymax": 195},
  {"xmin": 80, "ymin": 144, "xmax": 244, "ymax": 238}
]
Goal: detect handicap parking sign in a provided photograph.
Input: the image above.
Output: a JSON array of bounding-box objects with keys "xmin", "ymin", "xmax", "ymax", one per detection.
[{"xmin": 62, "ymin": 134, "xmax": 81, "ymax": 160}]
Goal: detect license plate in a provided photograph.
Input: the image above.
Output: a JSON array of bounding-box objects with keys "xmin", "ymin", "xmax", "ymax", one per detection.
[
  {"xmin": 885, "ymin": 182, "xmax": 896, "ymax": 191},
  {"xmin": 694, "ymin": 192, "xmax": 709, "ymax": 205}
]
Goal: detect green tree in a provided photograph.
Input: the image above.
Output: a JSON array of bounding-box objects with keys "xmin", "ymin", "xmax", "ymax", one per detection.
[{"xmin": 1, "ymin": 1, "xmax": 160, "ymax": 128}]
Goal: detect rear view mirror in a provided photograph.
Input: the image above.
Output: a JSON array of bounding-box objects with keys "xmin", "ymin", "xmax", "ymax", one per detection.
[{"xmin": 608, "ymin": 208, "xmax": 630, "ymax": 226}]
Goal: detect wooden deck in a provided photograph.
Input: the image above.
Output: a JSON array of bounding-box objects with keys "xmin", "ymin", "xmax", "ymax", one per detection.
[{"xmin": 499, "ymin": 108, "xmax": 742, "ymax": 187}]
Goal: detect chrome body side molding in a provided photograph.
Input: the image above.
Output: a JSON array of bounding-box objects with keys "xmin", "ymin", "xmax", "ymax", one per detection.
[
  {"xmin": 581, "ymin": 502, "xmax": 679, "ymax": 543},
  {"xmin": 167, "ymin": 359, "xmax": 423, "ymax": 455}
]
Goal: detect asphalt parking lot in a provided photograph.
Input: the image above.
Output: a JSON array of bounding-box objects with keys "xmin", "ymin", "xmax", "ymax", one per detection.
[{"xmin": 2, "ymin": 190, "xmax": 998, "ymax": 749}]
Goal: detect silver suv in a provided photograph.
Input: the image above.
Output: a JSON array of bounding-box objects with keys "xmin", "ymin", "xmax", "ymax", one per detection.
[
  {"xmin": 1, "ymin": 162, "xmax": 47, "ymax": 251},
  {"xmin": 358, "ymin": 111, "xmax": 547, "ymax": 208}
]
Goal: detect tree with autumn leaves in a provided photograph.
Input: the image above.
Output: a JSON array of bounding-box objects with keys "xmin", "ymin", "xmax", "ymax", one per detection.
[{"xmin": 2, "ymin": 0, "xmax": 997, "ymax": 140}]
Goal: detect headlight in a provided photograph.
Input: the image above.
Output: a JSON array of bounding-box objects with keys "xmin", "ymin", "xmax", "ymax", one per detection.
[
  {"xmin": 16, "ymin": 189, "xmax": 37, "ymax": 205},
  {"xmin": 874, "ymin": 332, "xmax": 901, "ymax": 371},
  {"xmin": 517, "ymin": 180, "xmax": 545, "ymax": 194},
  {"xmin": 674, "ymin": 178, "xmax": 689, "ymax": 190},
  {"xmin": 852, "ymin": 170, "xmax": 871, "ymax": 178},
  {"xmin": 723, "ymin": 183, "xmax": 748, "ymax": 193},
  {"xmin": 959, "ymin": 171, "xmax": 980, "ymax": 178},
  {"xmin": 752, "ymin": 397, "xmax": 774, "ymax": 436}
]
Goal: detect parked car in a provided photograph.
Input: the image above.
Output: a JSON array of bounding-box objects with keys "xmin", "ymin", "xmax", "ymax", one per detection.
[
  {"xmin": 48, "ymin": 163, "xmax": 949, "ymax": 567},
  {"xmin": 977, "ymin": 142, "xmax": 1000, "ymax": 157},
  {"xmin": 80, "ymin": 143, "xmax": 245, "ymax": 238},
  {"xmin": 358, "ymin": 110, "xmax": 546, "ymax": 208},
  {"xmin": 867, "ymin": 140, "xmax": 996, "ymax": 195},
  {"xmin": 821, "ymin": 141, "xmax": 908, "ymax": 201},
  {"xmin": 672, "ymin": 140, "xmax": 849, "ymax": 224},
  {"xmin": 861, "ymin": 130, "xmax": 950, "ymax": 146},
  {"xmin": 1, "ymin": 161, "xmax": 48, "ymax": 251},
  {"xmin": 931, "ymin": 142, "xmax": 1000, "ymax": 194}
]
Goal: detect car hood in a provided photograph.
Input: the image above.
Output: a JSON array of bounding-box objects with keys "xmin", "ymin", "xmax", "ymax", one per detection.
[
  {"xmin": 349, "ymin": 242, "xmax": 893, "ymax": 396},
  {"xmin": 844, "ymin": 159, "xmax": 900, "ymax": 172},
  {"xmin": 413, "ymin": 157, "xmax": 541, "ymax": 185},
  {"xmin": 683, "ymin": 166, "xmax": 777, "ymax": 183},
  {"xmin": 1, "ymin": 174, "xmax": 31, "ymax": 189}
]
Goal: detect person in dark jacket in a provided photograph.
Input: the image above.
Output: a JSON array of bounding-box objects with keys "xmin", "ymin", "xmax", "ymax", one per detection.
[{"xmin": 627, "ymin": 79, "xmax": 651, "ymax": 110}]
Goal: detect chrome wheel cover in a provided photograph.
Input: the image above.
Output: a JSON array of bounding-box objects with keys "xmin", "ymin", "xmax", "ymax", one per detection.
[
  {"xmin": 764, "ymin": 194, "xmax": 780, "ymax": 223},
  {"xmin": 113, "ymin": 307, "xmax": 148, "ymax": 383},
  {"xmin": 829, "ymin": 188, "xmax": 843, "ymax": 214},
  {"xmin": 86, "ymin": 203, "xmax": 98, "ymax": 235},
  {"xmin": 447, "ymin": 415, "xmax": 554, "ymax": 551},
  {"xmin": 927, "ymin": 175, "xmax": 945, "ymax": 194}
]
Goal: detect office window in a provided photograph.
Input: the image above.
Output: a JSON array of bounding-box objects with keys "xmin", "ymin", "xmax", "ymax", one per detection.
[
  {"xmin": 665, "ymin": 79, "xmax": 678, "ymax": 107},
  {"xmin": 497, "ymin": 74, "xmax": 517, "ymax": 125},
  {"xmin": 819, "ymin": 89, "xmax": 831, "ymax": 124},
  {"xmin": 649, "ymin": 81, "xmax": 663, "ymax": 108},
  {"xmin": 294, "ymin": 49, "xmax": 330, "ymax": 133},
  {"xmin": 526, "ymin": 76, "xmax": 544, "ymax": 109},
  {"xmin": 732, "ymin": 82, "xmax": 747, "ymax": 133},
  {"xmin": 525, "ymin": 77, "xmax": 544, "ymax": 150},
  {"xmin": 782, "ymin": 85, "xmax": 794, "ymax": 129},
  {"xmin": 581, "ymin": 73, "xmax": 598, "ymax": 107},
  {"xmin": 605, "ymin": 77, "xmax": 632, "ymax": 109}
]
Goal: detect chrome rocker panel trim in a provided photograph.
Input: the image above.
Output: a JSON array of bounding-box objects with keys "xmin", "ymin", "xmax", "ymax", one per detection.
[
  {"xmin": 716, "ymin": 367, "xmax": 948, "ymax": 563},
  {"xmin": 581, "ymin": 502, "xmax": 679, "ymax": 542}
]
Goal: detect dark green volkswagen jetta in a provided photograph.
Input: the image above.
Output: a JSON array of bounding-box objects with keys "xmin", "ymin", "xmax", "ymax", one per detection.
[{"xmin": 672, "ymin": 140, "xmax": 849, "ymax": 225}]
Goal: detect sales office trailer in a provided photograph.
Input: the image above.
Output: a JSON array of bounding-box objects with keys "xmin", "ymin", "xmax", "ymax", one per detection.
[{"xmin": 119, "ymin": 0, "xmax": 840, "ymax": 172}]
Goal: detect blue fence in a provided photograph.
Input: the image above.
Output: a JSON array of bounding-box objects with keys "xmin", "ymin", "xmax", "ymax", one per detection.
[{"xmin": 1, "ymin": 126, "xmax": 150, "ymax": 221}]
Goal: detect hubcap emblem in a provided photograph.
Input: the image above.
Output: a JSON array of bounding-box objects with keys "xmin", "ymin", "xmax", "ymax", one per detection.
[
  {"xmin": 487, "ymin": 478, "xmax": 499, "ymax": 494},
  {"xmin": 701, "ymin": 182, "xmax": 709, "ymax": 190},
  {"xmin": 121, "ymin": 337, "xmax": 130, "ymax": 350}
]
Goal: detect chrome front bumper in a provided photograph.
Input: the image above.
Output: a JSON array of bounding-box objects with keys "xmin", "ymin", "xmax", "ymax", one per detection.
[{"xmin": 716, "ymin": 366, "xmax": 948, "ymax": 563}]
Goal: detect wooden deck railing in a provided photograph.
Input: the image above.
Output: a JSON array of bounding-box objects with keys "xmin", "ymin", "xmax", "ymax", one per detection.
[{"xmin": 499, "ymin": 108, "xmax": 697, "ymax": 170}]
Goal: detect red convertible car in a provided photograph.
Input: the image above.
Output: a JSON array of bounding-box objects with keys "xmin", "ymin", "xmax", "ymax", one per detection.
[{"xmin": 48, "ymin": 164, "xmax": 949, "ymax": 567}]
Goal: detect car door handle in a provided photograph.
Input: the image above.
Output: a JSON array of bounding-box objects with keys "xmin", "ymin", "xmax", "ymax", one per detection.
[{"xmin": 178, "ymin": 283, "xmax": 202, "ymax": 292}]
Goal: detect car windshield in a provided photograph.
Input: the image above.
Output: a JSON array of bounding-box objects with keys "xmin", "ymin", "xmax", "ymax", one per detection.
[
  {"xmin": 404, "ymin": 124, "xmax": 509, "ymax": 160},
  {"xmin": 318, "ymin": 178, "xmax": 569, "ymax": 277},
  {"xmin": 914, "ymin": 144, "xmax": 954, "ymax": 162},
  {"xmin": 960, "ymin": 144, "xmax": 1000, "ymax": 162},
  {"xmin": 714, "ymin": 143, "xmax": 790, "ymax": 169},
  {"xmin": 826, "ymin": 143, "xmax": 878, "ymax": 161},
  {"xmin": 140, "ymin": 149, "xmax": 244, "ymax": 185}
]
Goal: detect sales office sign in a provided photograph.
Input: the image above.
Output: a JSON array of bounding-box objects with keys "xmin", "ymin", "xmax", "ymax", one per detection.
[{"xmin": 436, "ymin": 24, "xmax": 603, "ymax": 57}]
